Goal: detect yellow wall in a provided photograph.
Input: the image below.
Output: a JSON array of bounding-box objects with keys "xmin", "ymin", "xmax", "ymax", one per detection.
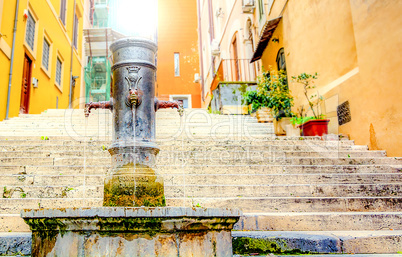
[
  {"xmin": 259, "ymin": 0, "xmax": 402, "ymax": 156},
  {"xmin": 0, "ymin": 0, "xmax": 84, "ymax": 120}
]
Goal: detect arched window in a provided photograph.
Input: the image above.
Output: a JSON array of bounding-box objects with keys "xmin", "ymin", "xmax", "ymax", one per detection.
[{"xmin": 276, "ymin": 48, "xmax": 286, "ymax": 71}]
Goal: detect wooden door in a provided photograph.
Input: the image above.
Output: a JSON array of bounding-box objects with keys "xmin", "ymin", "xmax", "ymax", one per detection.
[{"xmin": 20, "ymin": 54, "xmax": 32, "ymax": 114}]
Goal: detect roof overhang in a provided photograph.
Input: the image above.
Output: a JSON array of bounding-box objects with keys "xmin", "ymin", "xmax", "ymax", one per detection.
[{"xmin": 250, "ymin": 16, "xmax": 282, "ymax": 63}]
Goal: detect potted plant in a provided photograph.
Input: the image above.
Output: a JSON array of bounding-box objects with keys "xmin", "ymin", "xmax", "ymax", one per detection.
[
  {"xmin": 291, "ymin": 73, "xmax": 329, "ymax": 136},
  {"xmin": 243, "ymin": 86, "xmax": 273, "ymax": 123},
  {"xmin": 259, "ymin": 68, "xmax": 294, "ymax": 135}
]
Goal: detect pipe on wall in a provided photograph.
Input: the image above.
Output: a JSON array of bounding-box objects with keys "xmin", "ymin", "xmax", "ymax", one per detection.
[
  {"xmin": 5, "ymin": 0, "xmax": 20, "ymax": 120},
  {"xmin": 68, "ymin": 0, "xmax": 77, "ymax": 108}
]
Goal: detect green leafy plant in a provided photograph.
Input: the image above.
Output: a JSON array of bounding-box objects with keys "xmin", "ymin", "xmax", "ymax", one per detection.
[
  {"xmin": 41, "ymin": 136, "xmax": 49, "ymax": 140},
  {"xmin": 243, "ymin": 67, "xmax": 294, "ymax": 119},
  {"xmin": 21, "ymin": 192, "xmax": 27, "ymax": 198},
  {"xmin": 291, "ymin": 72, "xmax": 325, "ymax": 120}
]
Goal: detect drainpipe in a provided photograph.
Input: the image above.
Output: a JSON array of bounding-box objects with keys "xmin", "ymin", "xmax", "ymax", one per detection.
[
  {"xmin": 5, "ymin": 0, "xmax": 20, "ymax": 120},
  {"xmin": 197, "ymin": 0, "xmax": 205, "ymax": 102},
  {"xmin": 68, "ymin": 0, "xmax": 77, "ymax": 108}
]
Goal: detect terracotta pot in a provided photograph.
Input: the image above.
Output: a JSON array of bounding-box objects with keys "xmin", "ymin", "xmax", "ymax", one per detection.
[
  {"xmin": 256, "ymin": 108, "xmax": 273, "ymax": 123},
  {"xmin": 299, "ymin": 119, "xmax": 330, "ymax": 136}
]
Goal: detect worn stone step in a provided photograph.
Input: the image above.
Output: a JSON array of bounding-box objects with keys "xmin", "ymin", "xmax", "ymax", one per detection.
[
  {"xmin": 2, "ymin": 211, "xmax": 402, "ymax": 233},
  {"xmin": 0, "ymin": 137, "xmax": 355, "ymax": 146},
  {"xmin": 1, "ymin": 164, "xmax": 400, "ymax": 176},
  {"xmin": 3, "ymin": 171, "xmax": 401, "ymax": 184},
  {"xmin": 0, "ymin": 231, "xmax": 401, "ymax": 255},
  {"xmin": 2, "ymin": 156, "xmax": 399, "ymax": 166},
  {"xmin": 2, "ymin": 196, "xmax": 401, "ymax": 214},
  {"xmin": 0, "ymin": 150, "xmax": 387, "ymax": 159},
  {"xmin": 1, "ymin": 183, "xmax": 400, "ymax": 199},
  {"xmin": 167, "ymin": 197, "xmax": 402, "ymax": 213},
  {"xmin": 0, "ymin": 144, "xmax": 369, "ymax": 153},
  {"xmin": 235, "ymin": 212, "xmax": 402, "ymax": 231},
  {"xmin": 232, "ymin": 230, "xmax": 402, "ymax": 254}
]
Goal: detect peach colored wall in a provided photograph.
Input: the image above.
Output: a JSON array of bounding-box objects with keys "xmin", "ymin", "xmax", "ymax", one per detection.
[
  {"xmin": 259, "ymin": 0, "xmax": 402, "ymax": 156},
  {"xmin": 340, "ymin": 0, "xmax": 402, "ymax": 156},
  {"xmin": 157, "ymin": 0, "xmax": 201, "ymax": 108}
]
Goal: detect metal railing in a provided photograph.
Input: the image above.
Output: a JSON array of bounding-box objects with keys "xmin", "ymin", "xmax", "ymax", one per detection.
[{"xmin": 215, "ymin": 59, "xmax": 257, "ymax": 83}]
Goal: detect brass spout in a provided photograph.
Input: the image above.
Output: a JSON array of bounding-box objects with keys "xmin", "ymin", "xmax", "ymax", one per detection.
[
  {"xmin": 84, "ymin": 100, "xmax": 113, "ymax": 117},
  {"xmin": 154, "ymin": 99, "xmax": 184, "ymax": 116},
  {"xmin": 126, "ymin": 88, "xmax": 142, "ymax": 108}
]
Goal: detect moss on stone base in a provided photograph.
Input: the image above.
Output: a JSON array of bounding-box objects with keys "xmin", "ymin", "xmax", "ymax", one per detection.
[
  {"xmin": 233, "ymin": 237, "xmax": 309, "ymax": 255},
  {"xmin": 103, "ymin": 165, "xmax": 165, "ymax": 207}
]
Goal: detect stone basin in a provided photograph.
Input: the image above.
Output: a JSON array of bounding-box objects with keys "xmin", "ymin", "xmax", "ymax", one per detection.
[{"xmin": 21, "ymin": 207, "xmax": 241, "ymax": 257}]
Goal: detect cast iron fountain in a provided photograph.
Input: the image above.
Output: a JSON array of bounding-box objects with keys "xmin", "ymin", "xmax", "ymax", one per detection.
[{"xmin": 21, "ymin": 38, "xmax": 241, "ymax": 256}]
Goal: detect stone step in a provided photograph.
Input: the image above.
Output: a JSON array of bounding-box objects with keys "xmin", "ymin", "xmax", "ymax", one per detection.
[
  {"xmin": 1, "ymin": 183, "xmax": 400, "ymax": 199},
  {"xmin": 235, "ymin": 212, "xmax": 402, "ymax": 231},
  {"xmin": 0, "ymin": 137, "xmax": 355, "ymax": 145},
  {"xmin": 1, "ymin": 173, "xmax": 401, "ymax": 187},
  {"xmin": 2, "ymin": 164, "xmax": 399, "ymax": 176},
  {"xmin": 232, "ymin": 230, "xmax": 402, "ymax": 254},
  {"xmin": 167, "ymin": 197, "xmax": 402, "ymax": 213},
  {"xmin": 0, "ymin": 231, "xmax": 401, "ymax": 255},
  {"xmin": 2, "ymin": 211, "xmax": 402, "ymax": 233},
  {"xmin": 1, "ymin": 197, "xmax": 401, "ymax": 214},
  {"xmin": 0, "ymin": 144, "xmax": 369, "ymax": 152},
  {"xmin": 1, "ymin": 156, "xmax": 399, "ymax": 166},
  {"xmin": 0, "ymin": 150, "xmax": 387, "ymax": 159}
]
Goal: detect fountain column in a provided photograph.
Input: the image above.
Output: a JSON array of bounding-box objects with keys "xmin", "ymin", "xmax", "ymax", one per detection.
[{"xmin": 103, "ymin": 38, "xmax": 163, "ymax": 207}]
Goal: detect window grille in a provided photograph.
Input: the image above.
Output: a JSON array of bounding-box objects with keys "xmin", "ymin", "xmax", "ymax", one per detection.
[
  {"xmin": 56, "ymin": 58, "xmax": 62, "ymax": 86},
  {"xmin": 60, "ymin": 0, "xmax": 67, "ymax": 25},
  {"xmin": 25, "ymin": 11, "xmax": 35, "ymax": 50},
  {"xmin": 42, "ymin": 39, "xmax": 50, "ymax": 70}
]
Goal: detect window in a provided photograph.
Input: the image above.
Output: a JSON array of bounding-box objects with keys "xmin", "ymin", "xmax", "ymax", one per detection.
[
  {"xmin": 25, "ymin": 11, "xmax": 36, "ymax": 50},
  {"xmin": 56, "ymin": 58, "xmax": 62, "ymax": 86},
  {"xmin": 73, "ymin": 14, "xmax": 78, "ymax": 49},
  {"xmin": 174, "ymin": 53, "xmax": 180, "ymax": 77},
  {"xmin": 276, "ymin": 48, "xmax": 286, "ymax": 71},
  {"xmin": 42, "ymin": 39, "xmax": 50, "ymax": 70},
  {"xmin": 258, "ymin": 0, "xmax": 264, "ymax": 19},
  {"xmin": 60, "ymin": 0, "xmax": 67, "ymax": 25}
]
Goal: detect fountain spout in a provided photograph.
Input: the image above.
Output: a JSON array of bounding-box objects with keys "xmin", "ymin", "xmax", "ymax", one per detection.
[
  {"xmin": 84, "ymin": 100, "xmax": 113, "ymax": 117},
  {"xmin": 155, "ymin": 99, "xmax": 184, "ymax": 116}
]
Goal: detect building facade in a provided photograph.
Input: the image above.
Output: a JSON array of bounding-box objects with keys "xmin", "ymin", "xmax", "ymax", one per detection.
[
  {"xmin": 156, "ymin": 0, "xmax": 201, "ymax": 108},
  {"xmin": 0, "ymin": 0, "xmax": 85, "ymax": 120},
  {"xmin": 198, "ymin": 0, "xmax": 261, "ymax": 113},
  {"xmin": 253, "ymin": 0, "xmax": 402, "ymax": 156}
]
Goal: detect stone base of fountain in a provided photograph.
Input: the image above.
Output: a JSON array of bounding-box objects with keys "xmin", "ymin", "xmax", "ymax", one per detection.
[
  {"xmin": 103, "ymin": 164, "xmax": 165, "ymax": 207},
  {"xmin": 21, "ymin": 207, "xmax": 241, "ymax": 257}
]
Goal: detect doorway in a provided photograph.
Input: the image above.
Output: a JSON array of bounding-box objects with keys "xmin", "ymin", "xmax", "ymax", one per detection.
[{"xmin": 20, "ymin": 54, "xmax": 32, "ymax": 114}]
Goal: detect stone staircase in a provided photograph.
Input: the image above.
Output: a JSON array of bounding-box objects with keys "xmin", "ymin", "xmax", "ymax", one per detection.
[{"xmin": 0, "ymin": 108, "xmax": 401, "ymax": 256}]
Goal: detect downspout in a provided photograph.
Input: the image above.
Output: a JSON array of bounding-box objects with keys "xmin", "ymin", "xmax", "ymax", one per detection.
[
  {"xmin": 5, "ymin": 0, "xmax": 20, "ymax": 120},
  {"xmin": 68, "ymin": 0, "xmax": 77, "ymax": 108},
  {"xmin": 197, "ymin": 0, "xmax": 205, "ymax": 102}
]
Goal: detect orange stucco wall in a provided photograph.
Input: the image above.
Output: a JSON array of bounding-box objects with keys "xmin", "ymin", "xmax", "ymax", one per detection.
[{"xmin": 157, "ymin": 0, "xmax": 201, "ymax": 108}]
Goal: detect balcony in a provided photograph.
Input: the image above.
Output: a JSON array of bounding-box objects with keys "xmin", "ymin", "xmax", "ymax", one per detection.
[{"xmin": 207, "ymin": 59, "xmax": 257, "ymax": 114}]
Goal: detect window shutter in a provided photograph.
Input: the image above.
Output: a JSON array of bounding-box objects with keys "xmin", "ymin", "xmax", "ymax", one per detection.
[
  {"xmin": 42, "ymin": 40, "xmax": 50, "ymax": 70},
  {"xmin": 25, "ymin": 12, "xmax": 35, "ymax": 50},
  {"xmin": 56, "ymin": 58, "xmax": 62, "ymax": 85},
  {"xmin": 60, "ymin": 0, "xmax": 66, "ymax": 25}
]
